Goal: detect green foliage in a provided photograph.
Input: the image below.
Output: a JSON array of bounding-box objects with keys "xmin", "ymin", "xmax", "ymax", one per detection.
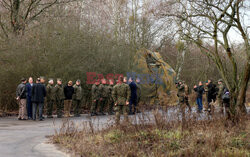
[{"xmin": 104, "ymin": 130, "xmax": 123, "ymax": 143}]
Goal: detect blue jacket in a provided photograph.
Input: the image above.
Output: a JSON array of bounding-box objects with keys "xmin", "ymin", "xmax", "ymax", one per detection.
[
  {"xmin": 26, "ymin": 83, "xmax": 33, "ymax": 98},
  {"xmin": 129, "ymin": 81, "xmax": 137, "ymax": 100}
]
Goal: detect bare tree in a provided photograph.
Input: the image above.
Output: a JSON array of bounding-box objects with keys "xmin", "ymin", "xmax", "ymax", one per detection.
[
  {"xmin": 0, "ymin": 0, "xmax": 75, "ymax": 36},
  {"xmin": 155, "ymin": 0, "xmax": 249, "ymax": 119}
]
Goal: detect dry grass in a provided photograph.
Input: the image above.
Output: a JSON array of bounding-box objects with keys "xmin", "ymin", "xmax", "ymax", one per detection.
[{"xmin": 51, "ymin": 111, "xmax": 250, "ymax": 157}]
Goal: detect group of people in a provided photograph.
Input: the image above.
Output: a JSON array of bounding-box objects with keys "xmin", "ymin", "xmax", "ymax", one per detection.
[
  {"xmin": 91, "ymin": 76, "xmax": 141, "ymax": 124},
  {"xmin": 16, "ymin": 77, "xmax": 82, "ymax": 121},
  {"xmin": 177, "ymin": 79, "xmax": 230, "ymax": 117},
  {"xmin": 16, "ymin": 75, "xmax": 141, "ymax": 124},
  {"xmin": 16, "ymin": 74, "xmax": 230, "ymax": 123}
]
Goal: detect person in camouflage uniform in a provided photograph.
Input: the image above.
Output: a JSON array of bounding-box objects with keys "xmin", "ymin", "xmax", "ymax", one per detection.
[
  {"xmin": 177, "ymin": 81, "xmax": 186, "ymax": 119},
  {"xmin": 55, "ymin": 78, "xmax": 65, "ymax": 118},
  {"xmin": 46, "ymin": 79, "xmax": 55, "ymax": 118},
  {"xmin": 112, "ymin": 76, "xmax": 131, "ymax": 125},
  {"xmin": 91, "ymin": 80, "xmax": 100, "ymax": 116},
  {"xmin": 73, "ymin": 79, "xmax": 83, "ymax": 117},
  {"xmin": 107, "ymin": 79, "xmax": 114, "ymax": 115},
  {"xmin": 183, "ymin": 81, "xmax": 192, "ymax": 112},
  {"xmin": 98, "ymin": 79, "xmax": 109, "ymax": 115},
  {"xmin": 217, "ymin": 79, "xmax": 225, "ymax": 114},
  {"xmin": 136, "ymin": 78, "xmax": 141, "ymax": 106}
]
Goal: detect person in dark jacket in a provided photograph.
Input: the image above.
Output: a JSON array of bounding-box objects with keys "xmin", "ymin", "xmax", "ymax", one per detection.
[
  {"xmin": 207, "ymin": 80, "xmax": 217, "ymax": 103},
  {"xmin": 26, "ymin": 77, "xmax": 33, "ymax": 120},
  {"xmin": 194, "ymin": 81, "xmax": 204, "ymax": 113},
  {"xmin": 31, "ymin": 78, "xmax": 46, "ymax": 121},
  {"xmin": 16, "ymin": 78, "xmax": 27, "ymax": 120},
  {"xmin": 128, "ymin": 77, "xmax": 137, "ymax": 115},
  {"xmin": 64, "ymin": 81, "xmax": 74, "ymax": 117},
  {"xmin": 205, "ymin": 79, "xmax": 217, "ymax": 113}
]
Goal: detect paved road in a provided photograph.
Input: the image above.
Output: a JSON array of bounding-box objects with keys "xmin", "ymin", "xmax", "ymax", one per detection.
[
  {"xmin": 0, "ymin": 114, "xmax": 114, "ymax": 157},
  {"xmin": 0, "ymin": 107, "xmax": 249, "ymax": 157}
]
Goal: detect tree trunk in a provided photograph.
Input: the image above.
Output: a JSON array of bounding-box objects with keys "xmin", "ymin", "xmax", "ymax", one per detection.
[
  {"xmin": 237, "ymin": 61, "xmax": 250, "ymax": 114},
  {"xmin": 175, "ymin": 48, "xmax": 186, "ymax": 81}
]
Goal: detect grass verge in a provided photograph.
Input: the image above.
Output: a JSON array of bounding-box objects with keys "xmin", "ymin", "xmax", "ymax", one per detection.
[{"xmin": 51, "ymin": 111, "xmax": 250, "ymax": 157}]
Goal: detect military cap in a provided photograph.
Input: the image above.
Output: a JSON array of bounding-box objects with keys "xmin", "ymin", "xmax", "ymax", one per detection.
[
  {"xmin": 57, "ymin": 78, "xmax": 62, "ymax": 81},
  {"xmin": 218, "ymin": 79, "xmax": 223, "ymax": 82},
  {"xmin": 21, "ymin": 77, "xmax": 26, "ymax": 82},
  {"xmin": 48, "ymin": 78, "xmax": 53, "ymax": 81},
  {"xmin": 76, "ymin": 79, "xmax": 81, "ymax": 82}
]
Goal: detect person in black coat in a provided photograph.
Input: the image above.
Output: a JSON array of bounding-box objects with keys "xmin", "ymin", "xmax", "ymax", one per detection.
[
  {"xmin": 207, "ymin": 79, "xmax": 217, "ymax": 103},
  {"xmin": 205, "ymin": 79, "xmax": 217, "ymax": 113},
  {"xmin": 64, "ymin": 81, "xmax": 74, "ymax": 117},
  {"xmin": 194, "ymin": 81, "xmax": 204, "ymax": 113},
  {"xmin": 31, "ymin": 78, "xmax": 46, "ymax": 121},
  {"xmin": 128, "ymin": 77, "xmax": 137, "ymax": 114}
]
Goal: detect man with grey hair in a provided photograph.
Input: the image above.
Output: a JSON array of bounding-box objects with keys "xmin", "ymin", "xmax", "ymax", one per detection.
[
  {"xmin": 16, "ymin": 78, "xmax": 27, "ymax": 120},
  {"xmin": 46, "ymin": 78, "xmax": 55, "ymax": 118}
]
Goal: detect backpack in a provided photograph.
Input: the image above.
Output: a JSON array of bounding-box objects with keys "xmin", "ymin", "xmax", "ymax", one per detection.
[{"xmin": 222, "ymin": 87, "xmax": 230, "ymax": 100}]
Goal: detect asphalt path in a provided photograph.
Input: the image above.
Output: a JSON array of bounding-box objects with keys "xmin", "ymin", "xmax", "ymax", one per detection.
[{"xmin": 0, "ymin": 113, "xmax": 118, "ymax": 157}]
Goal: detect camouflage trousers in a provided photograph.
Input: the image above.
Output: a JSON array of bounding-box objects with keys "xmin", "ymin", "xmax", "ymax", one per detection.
[
  {"xmin": 178, "ymin": 96, "xmax": 188, "ymax": 126},
  {"xmin": 73, "ymin": 99, "xmax": 81, "ymax": 116},
  {"xmin": 18, "ymin": 99, "xmax": 27, "ymax": 119},
  {"xmin": 91, "ymin": 100, "xmax": 99, "ymax": 114},
  {"xmin": 179, "ymin": 102, "xmax": 188, "ymax": 129},
  {"xmin": 115, "ymin": 105, "xmax": 129, "ymax": 125},
  {"xmin": 99, "ymin": 98, "xmax": 108, "ymax": 113},
  {"xmin": 64, "ymin": 100, "xmax": 72, "ymax": 117},
  {"xmin": 108, "ymin": 99, "xmax": 114, "ymax": 114},
  {"xmin": 47, "ymin": 100, "xmax": 54, "ymax": 117},
  {"xmin": 56, "ymin": 99, "xmax": 64, "ymax": 118}
]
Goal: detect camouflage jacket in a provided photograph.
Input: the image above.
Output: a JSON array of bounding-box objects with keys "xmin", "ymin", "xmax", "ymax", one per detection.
[
  {"xmin": 136, "ymin": 83, "xmax": 141, "ymax": 101},
  {"xmin": 46, "ymin": 84, "xmax": 55, "ymax": 101},
  {"xmin": 54, "ymin": 84, "xmax": 65, "ymax": 100},
  {"xmin": 184, "ymin": 83, "xmax": 189, "ymax": 96},
  {"xmin": 112, "ymin": 83, "xmax": 131, "ymax": 105},
  {"xmin": 73, "ymin": 84, "xmax": 82, "ymax": 100},
  {"xmin": 99, "ymin": 84, "xmax": 109, "ymax": 98},
  {"xmin": 217, "ymin": 84, "xmax": 224, "ymax": 100},
  {"xmin": 91, "ymin": 84, "xmax": 100, "ymax": 100},
  {"xmin": 177, "ymin": 84, "xmax": 185, "ymax": 97},
  {"xmin": 107, "ymin": 85, "xmax": 114, "ymax": 100}
]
